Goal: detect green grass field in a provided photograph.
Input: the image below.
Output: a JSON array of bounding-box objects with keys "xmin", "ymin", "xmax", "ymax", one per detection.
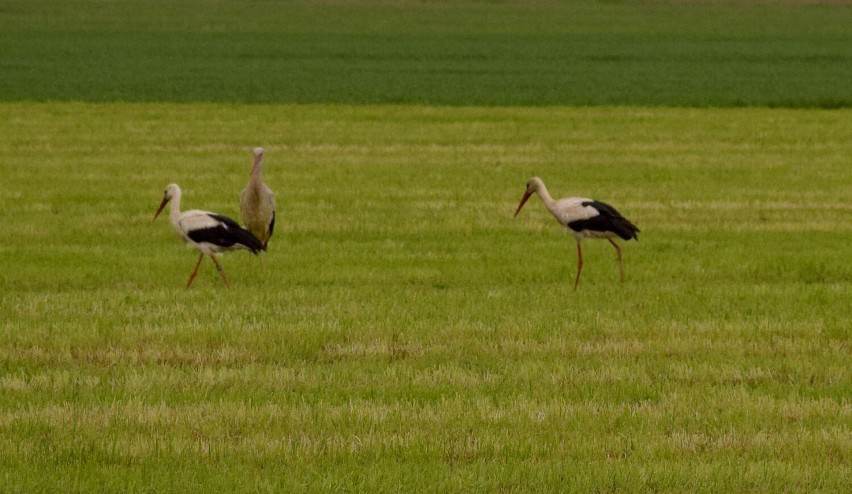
[
  {"xmin": 1, "ymin": 1, "xmax": 851, "ymax": 492},
  {"xmin": 2, "ymin": 103, "xmax": 850, "ymax": 492}
]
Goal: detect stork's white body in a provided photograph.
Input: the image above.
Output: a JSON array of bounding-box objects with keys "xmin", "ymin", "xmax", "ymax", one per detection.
[
  {"xmin": 541, "ymin": 195, "xmax": 618, "ymax": 240},
  {"xmin": 240, "ymin": 147, "xmax": 276, "ymax": 249},
  {"xmin": 170, "ymin": 209, "xmax": 238, "ymax": 256}
]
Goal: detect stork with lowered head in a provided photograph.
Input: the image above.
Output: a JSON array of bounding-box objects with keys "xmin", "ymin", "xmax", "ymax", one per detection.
[
  {"xmin": 514, "ymin": 176, "xmax": 639, "ymax": 289},
  {"xmin": 155, "ymin": 183, "xmax": 264, "ymax": 287}
]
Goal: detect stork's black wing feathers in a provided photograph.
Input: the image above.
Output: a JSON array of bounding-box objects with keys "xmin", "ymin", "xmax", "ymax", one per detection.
[
  {"xmin": 568, "ymin": 200, "xmax": 639, "ymax": 241},
  {"xmin": 267, "ymin": 211, "xmax": 276, "ymax": 242},
  {"xmin": 208, "ymin": 213, "xmax": 243, "ymax": 231},
  {"xmin": 188, "ymin": 214, "xmax": 265, "ymax": 253}
]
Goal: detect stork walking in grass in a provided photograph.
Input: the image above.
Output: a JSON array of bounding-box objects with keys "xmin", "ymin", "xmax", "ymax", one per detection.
[
  {"xmin": 514, "ymin": 177, "xmax": 639, "ymax": 289},
  {"xmin": 155, "ymin": 183, "xmax": 264, "ymax": 287},
  {"xmin": 240, "ymin": 147, "xmax": 276, "ymax": 250}
]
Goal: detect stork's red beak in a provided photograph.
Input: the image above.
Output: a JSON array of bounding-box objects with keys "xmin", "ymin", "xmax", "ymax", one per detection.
[
  {"xmin": 514, "ymin": 190, "xmax": 532, "ymax": 218},
  {"xmin": 154, "ymin": 197, "xmax": 169, "ymax": 221}
]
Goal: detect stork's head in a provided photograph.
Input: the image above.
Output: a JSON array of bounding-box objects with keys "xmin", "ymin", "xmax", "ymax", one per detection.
[
  {"xmin": 514, "ymin": 177, "xmax": 544, "ymax": 218},
  {"xmin": 154, "ymin": 183, "xmax": 180, "ymax": 221},
  {"xmin": 252, "ymin": 147, "xmax": 265, "ymax": 169}
]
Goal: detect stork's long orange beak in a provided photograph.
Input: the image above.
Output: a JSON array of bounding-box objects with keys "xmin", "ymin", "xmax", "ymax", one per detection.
[
  {"xmin": 514, "ymin": 190, "xmax": 532, "ymax": 218},
  {"xmin": 154, "ymin": 197, "xmax": 169, "ymax": 221}
]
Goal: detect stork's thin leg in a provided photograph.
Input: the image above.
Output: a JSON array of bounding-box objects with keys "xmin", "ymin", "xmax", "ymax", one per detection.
[
  {"xmin": 574, "ymin": 241, "xmax": 583, "ymax": 290},
  {"xmin": 209, "ymin": 254, "xmax": 230, "ymax": 288},
  {"xmin": 186, "ymin": 253, "xmax": 204, "ymax": 288},
  {"xmin": 607, "ymin": 238, "xmax": 624, "ymax": 283}
]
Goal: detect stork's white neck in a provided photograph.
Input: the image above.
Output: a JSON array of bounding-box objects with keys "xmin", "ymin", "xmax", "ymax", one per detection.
[
  {"xmin": 251, "ymin": 156, "xmax": 263, "ymax": 181},
  {"xmin": 168, "ymin": 188, "xmax": 183, "ymax": 226},
  {"xmin": 533, "ymin": 180, "xmax": 557, "ymax": 212}
]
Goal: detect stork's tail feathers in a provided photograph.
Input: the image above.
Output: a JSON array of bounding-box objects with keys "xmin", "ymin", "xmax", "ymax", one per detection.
[
  {"xmin": 235, "ymin": 227, "xmax": 265, "ymax": 254},
  {"xmin": 614, "ymin": 217, "xmax": 640, "ymax": 241}
]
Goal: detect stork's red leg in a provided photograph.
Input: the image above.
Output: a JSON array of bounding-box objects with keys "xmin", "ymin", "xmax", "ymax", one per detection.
[
  {"xmin": 209, "ymin": 255, "xmax": 230, "ymax": 288},
  {"xmin": 574, "ymin": 241, "xmax": 583, "ymax": 290},
  {"xmin": 607, "ymin": 238, "xmax": 624, "ymax": 283},
  {"xmin": 186, "ymin": 253, "xmax": 204, "ymax": 288}
]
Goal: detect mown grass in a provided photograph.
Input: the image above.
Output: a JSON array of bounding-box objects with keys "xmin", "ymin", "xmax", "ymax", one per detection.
[
  {"xmin": 0, "ymin": 103, "xmax": 850, "ymax": 492},
  {"xmin": 1, "ymin": 0, "xmax": 851, "ymax": 106}
]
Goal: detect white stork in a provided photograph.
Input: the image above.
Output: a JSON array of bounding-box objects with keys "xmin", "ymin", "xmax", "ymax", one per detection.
[
  {"xmin": 240, "ymin": 147, "xmax": 276, "ymax": 250},
  {"xmin": 514, "ymin": 176, "xmax": 639, "ymax": 289},
  {"xmin": 154, "ymin": 183, "xmax": 264, "ymax": 287}
]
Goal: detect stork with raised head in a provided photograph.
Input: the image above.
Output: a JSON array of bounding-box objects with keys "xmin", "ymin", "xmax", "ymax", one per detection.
[
  {"xmin": 240, "ymin": 147, "xmax": 276, "ymax": 250},
  {"xmin": 514, "ymin": 176, "xmax": 639, "ymax": 289},
  {"xmin": 155, "ymin": 183, "xmax": 264, "ymax": 287}
]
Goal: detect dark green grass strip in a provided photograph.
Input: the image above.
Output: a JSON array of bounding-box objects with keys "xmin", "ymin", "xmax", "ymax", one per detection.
[{"xmin": 1, "ymin": 1, "xmax": 850, "ymax": 107}]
